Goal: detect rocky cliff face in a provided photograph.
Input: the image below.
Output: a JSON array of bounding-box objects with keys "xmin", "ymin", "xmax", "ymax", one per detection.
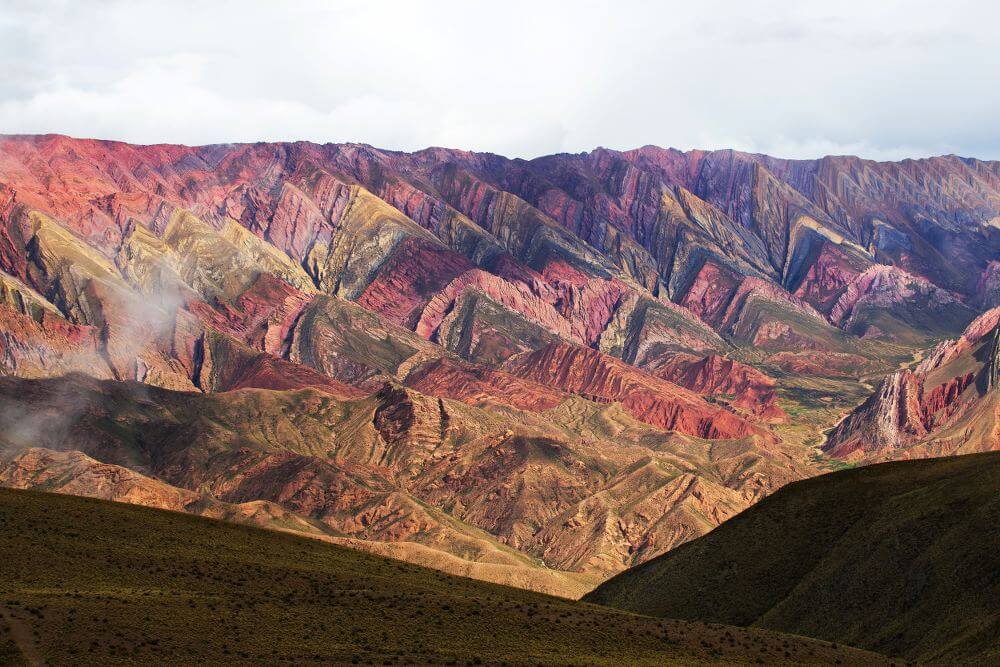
[
  {"xmin": 504, "ymin": 343, "xmax": 772, "ymax": 441},
  {"xmin": 828, "ymin": 265, "xmax": 976, "ymax": 343},
  {"xmin": 824, "ymin": 370, "xmax": 928, "ymax": 458},
  {"xmin": 0, "ymin": 133, "xmax": 996, "ymax": 592},
  {"xmin": 825, "ymin": 308, "xmax": 1000, "ymax": 460}
]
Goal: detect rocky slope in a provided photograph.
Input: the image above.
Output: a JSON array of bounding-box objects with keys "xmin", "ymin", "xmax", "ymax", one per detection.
[
  {"xmin": 0, "ymin": 133, "xmax": 996, "ymax": 592},
  {"xmin": 0, "ymin": 373, "xmax": 813, "ymax": 591},
  {"xmin": 503, "ymin": 342, "xmax": 772, "ymax": 441},
  {"xmin": 825, "ymin": 307, "xmax": 1000, "ymax": 460}
]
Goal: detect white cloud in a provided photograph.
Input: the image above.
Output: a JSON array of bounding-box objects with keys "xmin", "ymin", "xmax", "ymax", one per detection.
[{"xmin": 0, "ymin": 0, "xmax": 998, "ymax": 160}]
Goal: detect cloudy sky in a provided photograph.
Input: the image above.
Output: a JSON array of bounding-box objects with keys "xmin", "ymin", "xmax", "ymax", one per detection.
[{"xmin": 1, "ymin": 0, "xmax": 998, "ymax": 160}]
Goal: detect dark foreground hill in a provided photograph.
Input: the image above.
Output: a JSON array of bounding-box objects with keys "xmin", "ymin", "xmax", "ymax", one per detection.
[
  {"xmin": 0, "ymin": 488, "xmax": 886, "ymax": 666},
  {"xmin": 585, "ymin": 452, "xmax": 1000, "ymax": 664}
]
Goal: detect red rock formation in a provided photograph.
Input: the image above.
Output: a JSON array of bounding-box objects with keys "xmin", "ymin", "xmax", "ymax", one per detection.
[
  {"xmin": 792, "ymin": 243, "xmax": 865, "ymax": 312},
  {"xmin": 416, "ymin": 269, "xmax": 573, "ymax": 341},
  {"xmin": 645, "ymin": 353, "xmax": 786, "ymax": 422},
  {"xmin": 678, "ymin": 261, "xmax": 742, "ymax": 326},
  {"xmin": 0, "ymin": 302, "xmax": 112, "ymax": 378},
  {"xmin": 678, "ymin": 262, "xmax": 828, "ymax": 348},
  {"xmin": 209, "ymin": 273, "xmax": 313, "ymax": 354},
  {"xmin": 356, "ymin": 236, "xmax": 473, "ymax": 328},
  {"xmin": 403, "ymin": 357, "xmax": 565, "ymax": 411},
  {"xmin": 504, "ymin": 343, "xmax": 773, "ymax": 442},
  {"xmin": 212, "ymin": 351, "xmax": 365, "ymax": 398},
  {"xmin": 921, "ymin": 373, "xmax": 975, "ymax": 429},
  {"xmin": 962, "ymin": 306, "xmax": 1000, "ymax": 344},
  {"xmin": 539, "ymin": 256, "xmax": 595, "ymax": 286},
  {"xmin": 553, "ymin": 277, "xmax": 633, "ymax": 345}
]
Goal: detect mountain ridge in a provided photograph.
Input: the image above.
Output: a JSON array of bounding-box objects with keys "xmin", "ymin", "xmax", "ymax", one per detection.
[{"xmin": 7, "ymin": 132, "xmax": 997, "ymax": 168}]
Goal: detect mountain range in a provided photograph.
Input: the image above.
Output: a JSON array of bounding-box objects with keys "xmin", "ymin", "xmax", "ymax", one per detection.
[{"xmin": 0, "ymin": 134, "xmax": 998, "ymax": 596}]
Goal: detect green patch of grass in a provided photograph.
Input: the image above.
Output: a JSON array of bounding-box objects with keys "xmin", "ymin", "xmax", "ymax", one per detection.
[{"xmin": 807, "ymin": 453, "xmax": 856, "ymax": 472}]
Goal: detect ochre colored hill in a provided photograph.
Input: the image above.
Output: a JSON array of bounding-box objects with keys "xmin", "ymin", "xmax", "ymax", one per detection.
[{"xmin": 0, "ymin": 133, "xmax": 997, "ymax": 595}]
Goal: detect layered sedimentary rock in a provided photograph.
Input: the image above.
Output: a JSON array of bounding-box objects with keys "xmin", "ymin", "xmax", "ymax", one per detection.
[
  {"xmin": 791, "ymin": 240, "xmax": 870, "ymax": 312},
  {"xmin": 829, "ymin": 265, "xmax": 976, "ymax": 343},
  {"xmin": 415, "ymin": 268, "xmax": 573, "ymax": 341},
  {"xmin": 504, "ymin": 343, "xmax": 771, "ymax": 442},
  {"xmin": 825, "ymin": 308, "xmax": 1000, "ymax": 460},
  {"xmin": 402, "ymin": 357, "xmax": 565, "ymax": 411},
  {"xmin": 644, "ymin": 353, "xmax": 786, "ymax": 421},
  {"xmin": 823, "ymin": 369, "xmax": 928, "ymax": 459}
]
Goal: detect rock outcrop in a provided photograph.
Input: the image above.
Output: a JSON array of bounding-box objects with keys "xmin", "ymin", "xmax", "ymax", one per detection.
[
  {"xmin": 415, "ymin": 269, "xmax": 573, "ymax": 341},
  {"xmin": 402, "ymin": 357, "xmax": 566, "ymax": 411},
  {"xmin": 504, "ymin": 343, "xmax": 772, "ymax": 442},
  {"xmin": 644, "ymin": 353, "xmax": 786, "ymax": 422},
  {"xmin": 824, "ymin": 370, "xmax": 928, "ymax": 459},
  {"xmin": 828, "ymin": 265, "xmax": 976, "ymax": 342},
  {"xmin": 825, "ymin": 308, "xmax": 1000, "ymax": 460}
]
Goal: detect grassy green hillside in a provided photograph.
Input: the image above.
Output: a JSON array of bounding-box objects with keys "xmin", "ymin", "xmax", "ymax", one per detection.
[
  {"xmin": 585, "ymin": 452, "xmax": 1000, "ymax": 665},
  {"xmin": 0, "ymin": 488, "xmax": 887, "ymax": 666}
]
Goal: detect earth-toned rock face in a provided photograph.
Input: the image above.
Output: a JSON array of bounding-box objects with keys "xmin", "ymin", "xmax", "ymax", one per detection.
[
  {"xmin": 644, "ymin": 352, "xmax": 786, "ymax": 422},
  {"xmin": 825, "ymin": 308, "xmax": 1000, "ymax": 461},
  {"xmin": 503, "ymin": 342, "xmax": 771, "ymax": 441},
  {"xmin": 0, "ymin": 133, "xmax": 997, "ymax": 594}
]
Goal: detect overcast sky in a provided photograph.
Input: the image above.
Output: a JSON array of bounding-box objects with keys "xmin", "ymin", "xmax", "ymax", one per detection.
[{"xmin": 1, "ymin": 0, "xmax": 998, "ymax": 161}]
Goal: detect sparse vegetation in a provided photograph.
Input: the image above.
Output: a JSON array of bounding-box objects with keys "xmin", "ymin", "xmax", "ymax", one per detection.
[
  {"xmin": 586, "ymin": 452, "xmax": 1000, "ymax": 665},
  {"xmin": 0, "ymin": 487, "xmax": 887, "ymax": 665}
]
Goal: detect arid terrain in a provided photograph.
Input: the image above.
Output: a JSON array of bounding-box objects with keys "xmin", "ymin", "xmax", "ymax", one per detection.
[{"xmin": 0, "ymin": 134, "xmax": 998, "ymax": 596}]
